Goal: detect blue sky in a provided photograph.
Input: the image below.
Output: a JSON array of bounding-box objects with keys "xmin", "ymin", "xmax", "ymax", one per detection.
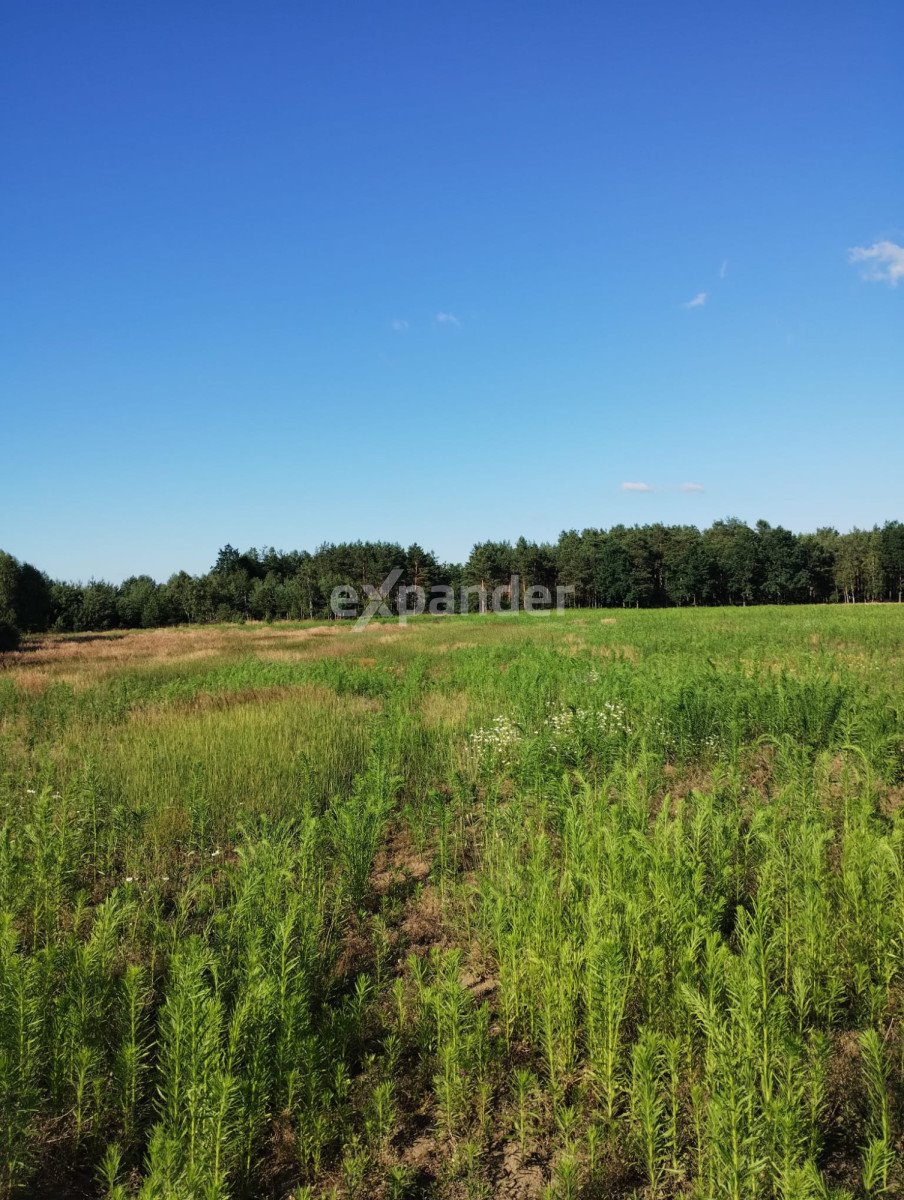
[{"xmin": 2, "ymin": 1, "xmax": 902, "ymax": 582}]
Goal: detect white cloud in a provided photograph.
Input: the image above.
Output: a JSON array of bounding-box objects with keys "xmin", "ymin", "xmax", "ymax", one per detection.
[
  {"xmin": 621, "ymin": 481, "xmax": 654, "ymax": 492},
  {"xmin": 680, "ymin": 482, "xmax": 705, "ymax": 493},
  {"xmin": 683, "ymin": 292, "xmax": 708, "ymax": 309},
  {"xmin": 390, "ymin": 318, "xmax": 409, "ymax": 332},
  {"xmin": 848, "ymin": 240, "xmax": 904, "ymax": 286},
  {"xmin": 719, "ymin": 259, "xmax": 728, "ymax": 280},
  {"xmin": 435, "ymin": 311, "xmax": 461, "ymax": 327}
]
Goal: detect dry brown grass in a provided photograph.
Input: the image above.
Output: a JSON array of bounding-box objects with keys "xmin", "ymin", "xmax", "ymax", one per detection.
[
  {"xmin": 592, "ymin": 643, "xmax": 638, "ymax": 661},
  {"xmin": 1, "ymin": 628, "xmax": 235, "ymax": 691},
  {"xmin": 0, "ymin": 623, "xmax": 380, "ymax": 691},
  {"xmin": 421, "ymin": 690, "xmax": 471, "ymax": 729}
]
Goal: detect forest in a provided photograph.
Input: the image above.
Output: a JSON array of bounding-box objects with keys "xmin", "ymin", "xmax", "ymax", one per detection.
[{"xmin": 2, "ymin": 519, "xmax": 904, "ymax": 647}]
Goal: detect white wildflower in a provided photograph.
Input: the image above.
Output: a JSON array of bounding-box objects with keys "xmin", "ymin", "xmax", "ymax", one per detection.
[
  {"xmin": 544, "ymin": 701, "xmax": 632, "ymax": 743},
  {"xmin": 469, "ymin": 715, "xmax": 522, "ymax": 762}
]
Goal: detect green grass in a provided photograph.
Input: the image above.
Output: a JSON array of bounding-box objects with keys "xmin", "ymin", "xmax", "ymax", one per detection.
[{"xmin": 1, "ymin": 606, "xmax": 904, "ymax": 1197}]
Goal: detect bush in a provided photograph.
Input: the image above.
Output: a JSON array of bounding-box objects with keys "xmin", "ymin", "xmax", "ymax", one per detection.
[{"xmin": 0, "ymin": 616, "xmax": 20, "ymax": 652}]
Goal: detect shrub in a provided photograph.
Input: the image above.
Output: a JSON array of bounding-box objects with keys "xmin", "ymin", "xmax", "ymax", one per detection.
[{"xmin": 0, "ymin": 613, "xmax": 20, "ymax": 652}]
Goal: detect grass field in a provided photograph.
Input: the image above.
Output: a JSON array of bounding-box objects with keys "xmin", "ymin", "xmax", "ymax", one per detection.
[{"xmin": 2, "ymin": 607, "xmax": 904, "ymax": 1199}]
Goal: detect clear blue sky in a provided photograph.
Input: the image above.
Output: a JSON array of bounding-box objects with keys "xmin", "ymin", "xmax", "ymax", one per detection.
[{"xmin": 2, "ymin": 1, "xmax": 902, "ymax": 582}]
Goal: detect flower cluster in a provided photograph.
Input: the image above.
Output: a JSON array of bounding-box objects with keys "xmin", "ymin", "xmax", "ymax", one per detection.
[
  {"xmin": 597, "ymin": 700, "xmax": 633, "ymax": 736},
  {"xmin": 469, "ymin": 716, "xmax": 522, "ymax": 762},
  {"xmin": 469, "ymin": 701, "xmax": 633, "ymax": 768},
  {"xmin": 544, "ymin": 701, "xmax": 632, "ymax": 741}
]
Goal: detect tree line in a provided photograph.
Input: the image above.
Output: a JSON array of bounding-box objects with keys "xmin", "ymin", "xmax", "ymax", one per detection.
[{"xmin": 2, "ymin": 519, "xmax": 904, "ymax": 646}]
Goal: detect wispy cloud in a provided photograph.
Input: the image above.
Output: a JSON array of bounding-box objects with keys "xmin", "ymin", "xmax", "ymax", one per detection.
[
  {"xmin": 848, "ymin": 240, "xmax": 904, "ymax": 286},
  {"xmin": 719, "ymin": 259, "xmax": 729, "ymax": 280},
  {"xmin": 621, "ymin": 480, "xmax": 706, "ymax": 494},
  {"xmin": 683, "ymin": 291, "xmax": 708, "ymax": 309},
  {"xmin": 435, "ymin": 311, "xmax": 461, "ymax": 327},
  {"xmin": 390, "ymin": 318, "xmax": 409, "ymax": 332}
]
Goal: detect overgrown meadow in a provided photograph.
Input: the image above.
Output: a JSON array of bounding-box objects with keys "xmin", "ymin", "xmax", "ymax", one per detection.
[{"xmin": 2, "ymin": 607, "xmax": 904, "ymax": 1199}]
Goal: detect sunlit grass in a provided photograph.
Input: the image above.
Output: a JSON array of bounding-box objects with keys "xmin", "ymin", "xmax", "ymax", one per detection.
[{"xmin": 1, "ymin": 606, "xmax": 903, "ymax": 1196}]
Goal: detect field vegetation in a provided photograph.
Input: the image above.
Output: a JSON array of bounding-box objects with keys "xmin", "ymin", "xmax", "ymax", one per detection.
[{"xmin": 2, "ymin": 606, "xmax": 904, "ymax": 1198}]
